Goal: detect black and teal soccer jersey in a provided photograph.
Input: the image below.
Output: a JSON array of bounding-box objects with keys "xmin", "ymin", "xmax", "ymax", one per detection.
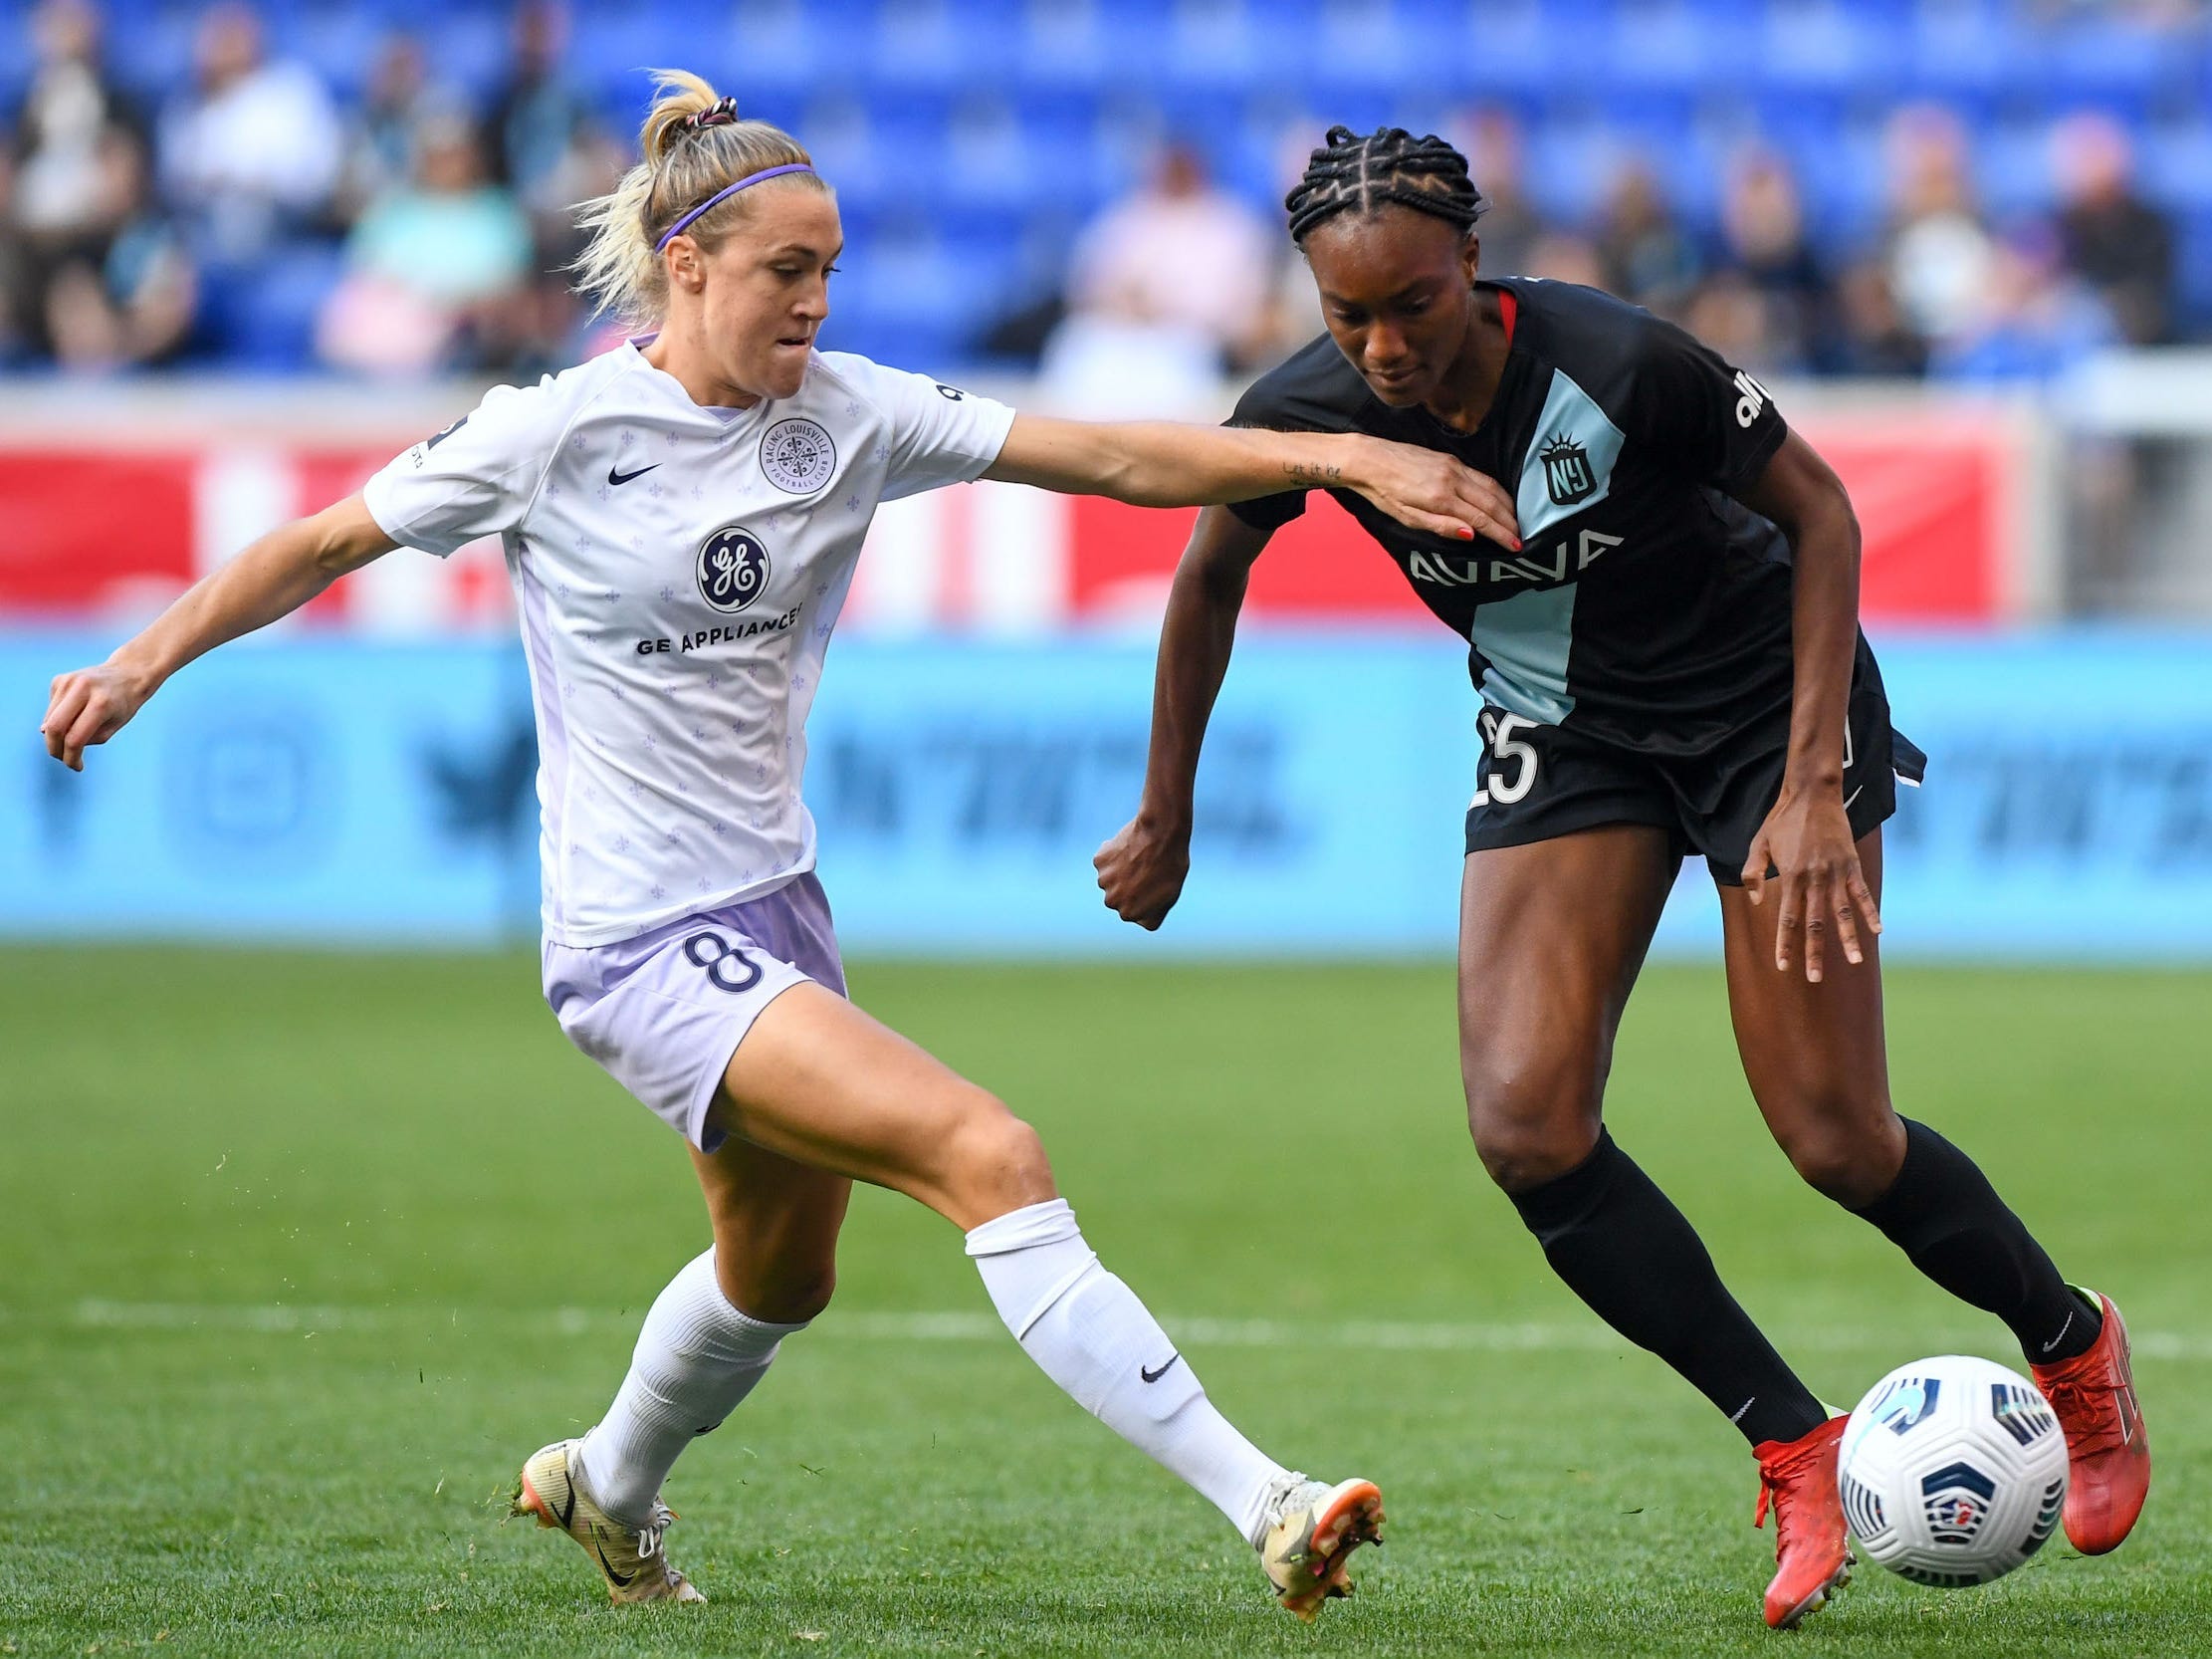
[
  {"xmin": 1228, "ymin": 276, "xmax": 1807, "ymax": 757},
  {"xmin": 1227, "ymin": 277, "xmax": 1923, "ymax": 880}
]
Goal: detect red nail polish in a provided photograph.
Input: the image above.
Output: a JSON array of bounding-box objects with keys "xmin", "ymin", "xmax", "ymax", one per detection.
[
  {"xmin": 1511, "ymin": 538, "xmax": 1523, "ymax": 551},
  {"xmin": 1459, "ymin": 527, "xmax": 1473, "ymax": 540}
]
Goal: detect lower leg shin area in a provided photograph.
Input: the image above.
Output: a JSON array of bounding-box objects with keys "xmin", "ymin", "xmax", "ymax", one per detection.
[
  {"xmin": 575, "ymin": 1247, "xmax": 808, "ymax": 1526},
  {"xmin": 966, "ymin": 1199, "xmax": 1287, "ymax": 1544},
  {"xmin": 1509, "ymin": 1131, "xmax": 1827, "ymax": 1446},
  {"xmin": 1852, "ymin": 1117, "xmax": 2100, "ymax": 1363}
]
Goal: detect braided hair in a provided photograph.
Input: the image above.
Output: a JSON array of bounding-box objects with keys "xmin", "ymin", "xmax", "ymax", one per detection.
[{"xmin": 1285, "ymin": 125, "xmax": 1488, "ymax": 244}]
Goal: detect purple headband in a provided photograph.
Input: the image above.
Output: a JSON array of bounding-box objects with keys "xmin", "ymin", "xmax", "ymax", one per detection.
[{"xmin": 654, "ymin": 163, "xmax": 816, "ymax": 252}]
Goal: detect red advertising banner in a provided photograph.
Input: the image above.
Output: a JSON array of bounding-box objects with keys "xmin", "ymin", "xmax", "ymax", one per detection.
[{"xmin": 0, "ymin": 400, "xmax": 2036, "ymax": 632}]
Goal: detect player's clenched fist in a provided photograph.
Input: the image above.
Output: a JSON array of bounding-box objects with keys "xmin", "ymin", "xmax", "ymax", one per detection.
[
  {"xmin": 41, "ymin": 661, "xmax": 153, "ymax": 772},
  {"xmin": 1094, "ymin": 816, "xmax": 1192, "ymax": 931}
]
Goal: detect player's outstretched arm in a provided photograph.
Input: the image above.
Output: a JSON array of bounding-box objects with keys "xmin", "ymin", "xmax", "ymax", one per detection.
[
  {"xmin": 1094, "ymin": 506, "xmax": 1272, "ymax": 930},
  {"xmin": 984, "ymin": 413, "xmax": 1519, "ymax": 547},
  {"xmin": 40, "ymin": 493, "xmax": 397, "ymax": 771}
]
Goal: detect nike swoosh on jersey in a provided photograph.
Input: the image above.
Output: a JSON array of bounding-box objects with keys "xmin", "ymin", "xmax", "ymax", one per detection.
[
  {"xmin": 1141, "ymin": 1354, "xmax": 1182, "ymax": 1383},
  {"xmin": 607, "ymin": 462, "xmax": 661, "ymax": 486}
]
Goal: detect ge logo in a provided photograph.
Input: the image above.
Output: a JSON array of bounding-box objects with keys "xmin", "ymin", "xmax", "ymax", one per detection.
[
  {"xmin": 695, "ymin": 525, "xmax": 771, "ymax": 613},
  {"xmin": 683, "ymin": 930, "xmax": 764, "ymax": 994}
]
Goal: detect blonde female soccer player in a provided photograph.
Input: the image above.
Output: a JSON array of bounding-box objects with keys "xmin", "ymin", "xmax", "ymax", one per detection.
[{"xmin": 40, "ymin": 75, "xmax": 1520, "ymax": 1619}]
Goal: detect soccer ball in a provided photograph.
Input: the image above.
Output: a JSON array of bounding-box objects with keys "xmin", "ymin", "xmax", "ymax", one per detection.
[{"xmin": 1838, "ymin": 1354, "xmax": 2069, "ymax": 1588}]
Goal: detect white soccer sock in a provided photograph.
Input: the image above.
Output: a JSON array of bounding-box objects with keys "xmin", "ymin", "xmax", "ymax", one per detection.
[
  {"xmin": 966, "ymin": 1198, "xmax": 1289, "ymax": 1545},
  {"xmin": 573, "ymin": 1247, "xmax": 806, "ymax": 1527}
]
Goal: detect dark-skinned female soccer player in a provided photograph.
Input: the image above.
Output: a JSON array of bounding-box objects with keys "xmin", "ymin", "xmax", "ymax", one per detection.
[{"xmin": 1094, "ymin": 125, "xmax": 2149, "ymax": 1629}]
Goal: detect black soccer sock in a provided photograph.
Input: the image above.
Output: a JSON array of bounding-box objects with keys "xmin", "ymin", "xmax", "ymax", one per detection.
[
  {"xmin": 1851, "ymin": 1118, "xmax": 2101, "ymax": 1365},
  {"xmin": 1507, "ymin": 1130, "xmax": 1829, "ymax": 1447}
]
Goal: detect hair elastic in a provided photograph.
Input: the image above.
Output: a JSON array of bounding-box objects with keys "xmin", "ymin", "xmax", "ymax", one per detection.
[{"xmin": 654, "ymin": 162, "xmax": 816, "ymax": 252}]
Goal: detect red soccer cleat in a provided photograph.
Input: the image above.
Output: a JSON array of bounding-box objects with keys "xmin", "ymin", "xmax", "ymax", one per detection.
[
  {"xmin": 1752, "ymin": 1415, "xmax": 1853, "ymax": 1629},
  {"xmin": 2032, "ymin": 1289, "xmax": 2150, "ymax": 1555}
]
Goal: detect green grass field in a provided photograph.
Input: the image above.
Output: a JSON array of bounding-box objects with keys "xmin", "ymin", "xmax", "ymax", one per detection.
[{"xmin": 2, "ymin": 949, "xmax": 2204, "ymax": 1658}]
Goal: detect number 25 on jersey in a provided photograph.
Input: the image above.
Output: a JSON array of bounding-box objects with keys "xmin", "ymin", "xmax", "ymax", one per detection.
[{"xmin": 1471, "ymin": 709, "xmax": 1541, "ymax": 808}]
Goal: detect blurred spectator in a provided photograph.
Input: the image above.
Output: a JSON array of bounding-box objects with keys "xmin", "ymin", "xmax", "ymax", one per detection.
[
  {"xmin": 1713, "ymin": 147, "xmax": 1831, "ymax": 370},
  {"xmin": 0, "ymin": 152, "xmax": 27, "ymax": 364},
  {"xmin": 317, "ymin": 116, "xmax": 533, "ymax": 376},
  {"xmin": 483, "ymin": 0, "xmax": 617, "ymax": 372},
  {"xmin": 1523, "ymin": 229, "xmax": 1607, "ymax": 291},
  {"xmin": 1593, "ymin": 162, "xmax": 1700, "ymax": 317},
  {"xmin": 2052, "ymin": 113, "xmax": 2174, "ymax": 347},
  {"xmin": 1881, "ymin": 106, "xmax": 1994, "ymax": 349},
  {"xmin": 1065, "ymin": 144, "xmax": 1274, "ymax": 364},
  {"xmin": 1040, "ymin": 143, "xmax": 1274, "ymax": 413},
  {"xmin": 158, "ymin": 4, "xmax": 342, "ymax": 261},
  {"xmin": 1450, "ymin": 107, "xmax": 1542, "ymax": 280},
  {"xmin": 1832, "ymin": 259, "xmax": 1929, "ymax": 377},
  {"xmin": 1681, "ymin": 270, "xmax": 1787, "ymax": 375},
  {"xmin": 11, "ymin": 1, "xmax": 139, "ymax": 248},
  {"xmin": 7, "ymin": 0, "xmax": 162, "ymax": 362},
  {"xmin": 40, "ymin": 129, "xmax": 196, "ymax": 370},
  {"xmin": 1931, "ymin": 224, "xmax": 2117, "ymax": 383},
  {"xmin": 490, "ymin": 2, "xmax": 594, "ymax": 224},
  {"xmin": 336, "ymin": 35, "xmax": 468, "ymax": 223}
]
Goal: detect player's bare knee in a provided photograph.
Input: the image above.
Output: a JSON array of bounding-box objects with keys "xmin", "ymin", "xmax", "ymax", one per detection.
[
  {"xmin": 1776, "ymin": 1106, "xmax": 1903, "ymax": 1207},
  {"xmin": 713, "ymin": 1246, "xmax": 837, "ymax": 1324},
  {"xmin": 752, "ymin": 1265, "xmax": 837, "ymax": 1324},
  {"xmin": 939, "ymin": 1091, "xmax": 1055, "ymax": 1223},
  {"xmin": 1463, "ymin": 1065, "xmax": 1602, "ymax": 1193}
]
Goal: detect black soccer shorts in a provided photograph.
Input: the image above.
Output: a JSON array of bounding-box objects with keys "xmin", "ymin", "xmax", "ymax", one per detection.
[{"xmin": 1461, "ymin": 671, "xmax": 1926, "ymax": 885}]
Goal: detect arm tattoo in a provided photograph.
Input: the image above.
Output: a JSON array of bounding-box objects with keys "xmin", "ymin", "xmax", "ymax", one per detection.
[{"xmin": 1283, "ymin": 460, "xmax": 1345, "ymax": 485}]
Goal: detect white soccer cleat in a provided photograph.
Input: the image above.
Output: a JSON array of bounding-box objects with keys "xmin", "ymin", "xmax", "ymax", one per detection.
[
  {"xmin": 1256, "ymin": 1472, "xmax": 1386, "ymax": 1621},
  {"xmin": 511, "ymin": 1438, "xmax": 707, "ymax": 1604}
]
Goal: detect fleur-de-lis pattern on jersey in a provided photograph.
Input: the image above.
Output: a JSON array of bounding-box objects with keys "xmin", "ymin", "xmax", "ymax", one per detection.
[{"xmin": 388, "ymin": 346, "xmax": 1015, "ymax": 946}]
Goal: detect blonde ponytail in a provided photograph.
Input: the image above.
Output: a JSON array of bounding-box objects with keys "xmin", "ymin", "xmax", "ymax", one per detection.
[{"xmin": 573, "ymin": 70, "xmax": 828, "ymax": 325}]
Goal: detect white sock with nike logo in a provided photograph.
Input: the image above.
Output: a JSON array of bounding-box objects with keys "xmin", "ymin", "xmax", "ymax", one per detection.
[
  {"xmin": 966, "ymin": 1198, "xmax": 1287, "ymax": 1545},
  {"xmin": 575, "ymin": 1246, "xmax": 808, "ymax": 1528}
]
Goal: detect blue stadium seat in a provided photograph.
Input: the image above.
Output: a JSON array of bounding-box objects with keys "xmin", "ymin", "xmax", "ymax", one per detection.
[
  {"xmin": 822, "ymin": 216, "xmax": 970, "ymax": 367},
  {"xmin": 2175, "ymin": 206, "xmax": 2212, "ymax": 330},
  {"xmin": 19, "ymin": 0, "xmax": 2212, "ymax": 368},
  {"xmin": 198, "ymin": 244, "xmax": 346, "ymax": 372},
  {"xmin": 288, "ymin": 7, "xmax": 387, "ymax": 106},
  {"xmin": 942, "ymin": 96, "xmax": 1041, "ymax": 209},
  {"xmin": 725, "ymin": 0, "xmax": 860, "ymax": 103},
  {"xmin": 870, "ymin": 0, "xmax": 1021, "ymax": 94},
  {"xmin": 1901, "ymin": 0, "xmax": 2022, "ymax": 112},
  {"xmin": 1755, "ymin": 0, "xmax": 1880, "ymax": 100},
  {"xmin": 1601, "ymin": 0, "xmax": 1725, "ymax": 100},
  {"xmin": 106, "ymin": 2, "xmax": 200, "ymax": 102},
  {"xmin": 2032, "ymin": 17, "xmax": 2186, "ymax": 118},
  {"xmin": 419, "ymin": 10, "xmax": 514, "ymax": 106},
  {"xmin": 2140, "ymin": 120, "xmax": 2212, "ymax": 216},
  {"xmin": 1445, "ymin": 0, "xmax": 1580, "ymax": 105},
  {"xmin": 1977, "ymin": 118, "xmax": 2055, "ymax": 220}
]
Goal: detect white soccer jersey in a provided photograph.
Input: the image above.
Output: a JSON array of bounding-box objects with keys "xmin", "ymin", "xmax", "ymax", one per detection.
[{"xmin": 362, "ymin": 343, "xmax": 1016, "ymax": 946}]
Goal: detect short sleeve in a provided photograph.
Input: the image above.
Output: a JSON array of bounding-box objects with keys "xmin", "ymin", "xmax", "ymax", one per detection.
[
  {"xmin": 360, "ymin": 380, "xmax": 561, "ymax": 557},
  {"xmin": 1219, "ymin": 373, "xmax": 1314, "ymax": 533},
  {"xmin": 1625, "ymin": 319, "xmax": 1787, "ymax": 493},
  {"xmin": 825, "ymin": 356, "xmax": 1017, "ymax": 502}
]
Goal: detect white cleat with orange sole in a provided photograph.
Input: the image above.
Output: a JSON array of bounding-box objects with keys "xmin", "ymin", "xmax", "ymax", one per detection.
[
  {"xmin": 511, "ymin": 1438, "xmax": 706, "ymax": 1604},
  {"xmin": 1256, "ymin": 1474, "xmax": 1387, "ymax": 1620}
]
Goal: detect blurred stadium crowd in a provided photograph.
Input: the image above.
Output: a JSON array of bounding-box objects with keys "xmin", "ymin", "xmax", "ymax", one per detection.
[{"xmin": 0, "ymin": 0, "xmax": 2206, "ymax": 384}]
